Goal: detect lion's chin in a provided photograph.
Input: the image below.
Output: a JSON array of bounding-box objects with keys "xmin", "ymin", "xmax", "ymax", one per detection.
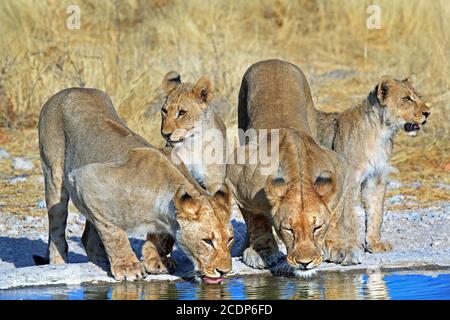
[
  {"xmin": 406, "ymin": 130, "xmax": 419, "ymax": 137},
  {"xmin": 293, "ymin": 269, "xmax": 318, "ymax": 279}
]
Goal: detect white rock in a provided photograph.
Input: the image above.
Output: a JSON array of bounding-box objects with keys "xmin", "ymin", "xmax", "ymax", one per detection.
[
  {"xmin": 12, "ymin": 158, "xmax": 33, "ymax": 171},
  {"xmin": 9, "ymin": 177, "xmax": 27, "ymax": 184},
  {"xmin": 387, "ymin": 180, "xmax": 402, "ymax": 190},
  {"xmin": 37, "ymin": 200, "xmax": 47, "ymax": 209},
  {"xmin": 25, "ymin": 216, "xmax": 34, "ymax": 223},
  {"xmin": 387, "ymin": 194, "xmax": 405, "ymax": 204},
  {"xmin": 0, "ymin": 148, "xmax": 10, "ymax": 160},
  {"xmin": 433, "ymin": 183, "xmax": 450, "ymax": 190}
]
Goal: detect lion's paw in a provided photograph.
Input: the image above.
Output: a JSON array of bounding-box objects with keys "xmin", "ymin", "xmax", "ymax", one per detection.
[
  {"xmin": 365, "ymin": 240, "xmax": 393, "ymax": 253},
  {"xmin": 324, "ymin": 240, "xmax": 362, "ymax": 266},
  {"xmin": 143, "ymin": 256, "xmax": 176, "ymax": 275},
  {"xmin": 323, "ymin": 240, "xmax": 346, "ymax": 264},
  {"xmin": 242, "ymin": 247, "xmax": 283, "ymax": 269},
  {"xmin": 242, "ymin": 247, "xmax": 266, "ymax": 269},
  {"xmin": 111, "ymin": 261, "xmax": 145, "ymax": 281},
  {"xmin": 340, "ymin": 245, "xmax": 363, "ymax": 266}
]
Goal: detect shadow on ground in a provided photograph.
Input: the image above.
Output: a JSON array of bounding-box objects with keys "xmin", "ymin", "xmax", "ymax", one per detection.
[
  {"xmin": 0, "ymin": 237, "xmax": 87, "ymax": 268},
  {"xmin": 0, "ymin": 219, "xmax": 247, "ymax": 274}
]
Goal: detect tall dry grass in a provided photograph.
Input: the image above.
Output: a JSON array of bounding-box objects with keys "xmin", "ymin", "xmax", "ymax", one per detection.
[{"xmin": 0, "ymin": 0, "xmax": 448, "ymax": 207}]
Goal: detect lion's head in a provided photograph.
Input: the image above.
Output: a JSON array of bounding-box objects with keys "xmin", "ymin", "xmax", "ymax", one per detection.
[
  {"xmin": 160, "ymin": 71, "xmax": 213, "ymax": 144},
  {"xmin": 375, "ymin": 75, "xmax": 431, "ymax": 136},
  {"xmin": 265, "ymin": 169, "xmax": 337, "ymax": 277},
  {"xmin": 173, "ymin": 183, "xmax": 233, "ymax": 284}
]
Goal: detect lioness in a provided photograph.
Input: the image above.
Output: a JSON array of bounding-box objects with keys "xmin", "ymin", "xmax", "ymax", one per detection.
[
  {"xmin": 37, "ymin": 88, "xmax": 234, "ymax": 283},
  {"xmin": 227, "ymin": 61, "xmax": 361, "ymax": 275},
  {"xmin": 160, "ymin": 71, "xmax": 227, "ymax": 194},
  {"xmin": 250, "ymin": 59, "xmax": 431, "ymax": 253}
]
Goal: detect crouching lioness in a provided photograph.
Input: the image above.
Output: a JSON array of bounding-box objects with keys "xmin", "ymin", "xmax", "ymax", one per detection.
[
  {"xmin": 227, "ymin": 60, "xmax": 361, "ymax": 277},
  {"xmin": 37, "ymin": 88, "xmax": 234, "ymax": 283}
]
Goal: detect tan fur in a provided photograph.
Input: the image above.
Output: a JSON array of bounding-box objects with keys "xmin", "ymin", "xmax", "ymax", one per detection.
[
  {"xmin": 228, "ymin": 60, "xmax": 362, "ymax": 272},
  {"xmin": 255, "ymin": 59, "xmax": 431, "ymax": 253},
  {"xmin": 160, "ymin": 72, "xmax": 227, "ymax": 194},
  {"xmin": 310, "ymin": 75, "xmax": 430, "ymax": 252},
  {"xmin": 38, "ymin": 88, "xmax": 233, "ymax": 281}
]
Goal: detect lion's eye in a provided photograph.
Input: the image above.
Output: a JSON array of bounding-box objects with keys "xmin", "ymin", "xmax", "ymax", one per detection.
[
  {"xmin": 202, "ymin": 239, "xmax": 214, "ymax": 248},
  {"xmin": 161, "ymin": 108, "xmax": 168, "ymax": 115},
  {"xmin": 178, "ymin": 110, "xmax": 187, "ymax": 117},
  {"xmin": 282, "ymin": 227, "xmax": 294, "ymax": 235},
  {"xmin": 402, "ymin": 96, "xmax": 412, "ymax": 102},
  {"xmin": 314, "ymin": 225, "xmax": 323, "ymax": 234},
  {"xmin": 228, "ymin": 237, "xmax": 234, "ymax": 245}
]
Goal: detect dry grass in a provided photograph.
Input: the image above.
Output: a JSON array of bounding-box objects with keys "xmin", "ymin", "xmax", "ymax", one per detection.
[{"xmin": 0, "ymin": 0, "xmax": 449, "ymax": 215}]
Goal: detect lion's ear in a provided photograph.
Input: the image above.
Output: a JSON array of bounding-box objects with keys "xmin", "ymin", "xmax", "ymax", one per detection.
[
  {"xmin": 265, "ymin": 175, "xmax": 288, "ymax": 206},
  {"xmin": 213, "ymin": 183, "xmax": 232, "ymax": 209},
  {"xmin": 162, "ymin": 71, "xmax": 181, "ymax": 95},
  {"xmin": 376, "ymin": 75, "xmax": 395, "ymax": 105},
  {"xmin": 193, "ymin": 76, "xmax": 213, "ymax": 103},
  {"xmin": 403, "ymin": 74, "xmax": 417, "ymax": 89},
  {"xmin": 314, "ymin": 170, "xmax": 336, "ymax": 197},
  {"xmin": 174, "ymin": 186, "xmax": 199, "ymax": 219}
]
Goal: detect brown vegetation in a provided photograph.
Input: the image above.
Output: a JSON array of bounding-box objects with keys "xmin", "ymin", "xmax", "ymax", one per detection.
[{"xmin": 0, "ymin": 0, "xmax": 448, "ymax": 215}]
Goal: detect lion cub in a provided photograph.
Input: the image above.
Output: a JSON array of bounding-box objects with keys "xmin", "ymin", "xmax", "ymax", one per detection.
[
  {"xmin": 309, "ymin": 74, "xmax": 431, "ymax": 252},
  {"xmin": 159, "ymin": 71, "xmax": 227, "ymax": 195},
  {"xmin": 37, "ymin": 88, "xmax": 234, "ymax": 283}
]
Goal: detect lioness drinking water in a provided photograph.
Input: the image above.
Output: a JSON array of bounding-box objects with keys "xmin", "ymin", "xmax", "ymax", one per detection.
[{"xmin": 36, "ymin": 87, "xmax": 234, "ymax": 283}]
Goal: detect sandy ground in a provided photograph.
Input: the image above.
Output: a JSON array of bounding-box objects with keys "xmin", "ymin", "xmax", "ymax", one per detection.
[
  {"xmin": 1, "ymin": 187, "xmax": 449, "ymax": 289},
  {"xmin": 1, "ymin": 149, "xmax": 450, "ymax": 289}
]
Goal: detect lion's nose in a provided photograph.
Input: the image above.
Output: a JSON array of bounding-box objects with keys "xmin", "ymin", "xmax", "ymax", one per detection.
[
  {"xmin": 423, "ymin": 112, "xmax": 430, "ymax": 118},
  {"xmin": 299, "ymin": 260, "xmax": 313, "ymax": 270},
  {"xmin": 216, "ymin": 268, "xmax": 230, "ymax": 276},
  {"xmin": 162, "ymin": 132, "xmax": 172, "ymax": 140}
]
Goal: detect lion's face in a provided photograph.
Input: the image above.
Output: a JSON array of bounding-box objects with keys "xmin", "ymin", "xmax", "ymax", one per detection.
[
  {"xmin": 376, "ymin": 75, "xmax": 431, "ymax": 136},
  {"xmin": 160, "ymin": 71, "xmax": 213, "ymax": 144},
  {"xmin": 173, "ymin": 184, "xmax": 233, "ymax": 284},
  {"xmin": 265, "ymin": 171, "xmax": 336, "ymax": 276}
]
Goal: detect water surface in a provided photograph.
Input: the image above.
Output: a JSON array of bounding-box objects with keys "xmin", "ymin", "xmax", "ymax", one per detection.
[{"xmin": 1, "ymin": 271, "xmax": 449, "ymax": 300}]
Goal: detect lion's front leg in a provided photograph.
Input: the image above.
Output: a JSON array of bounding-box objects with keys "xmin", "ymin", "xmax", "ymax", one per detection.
[
  {"xmin": 141, "ymin": 233, "xmax": 176, "ymax": 274},
  {"xmin": 241, "ymin": 208, "xmax": 282, "ymax": 269},
  {"xmin": 324, "ymin": 187, "xmax": 362, "ymax": 266},
  {"xmin": 91, "ymin": 218, "xmax": 145, "ymax": 281},
  {"xmin": 323, "ymin": 222, "xmax": 347, "ymax": 264},
  {"xmin": 361, "ymin": 175, "xmax": 392, "ymax": 253}
]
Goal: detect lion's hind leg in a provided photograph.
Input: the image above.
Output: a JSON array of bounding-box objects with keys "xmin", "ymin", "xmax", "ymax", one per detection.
[
  {"xmin": 362, "ymin": 175, "xmax": 392, "ymax": 253},
  {"xmin": 241, "ymin": 208, "xmax": 282, "ymax": 269},
  {"xmin": 141, "ymin": 233, "xmax": 176, "ymax": 274},
  {"xmin": 82, "ymin": 220, "xmax": 108, "ymax": 265},
  {"xmin": 34, "ymin": 160, "xmax": 70, "ymax": 265}
]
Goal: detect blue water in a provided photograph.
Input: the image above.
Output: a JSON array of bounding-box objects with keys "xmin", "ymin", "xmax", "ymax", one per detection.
[{"xmin": 1, "ymin": 271, "xmax": 450, "ymax": 300}]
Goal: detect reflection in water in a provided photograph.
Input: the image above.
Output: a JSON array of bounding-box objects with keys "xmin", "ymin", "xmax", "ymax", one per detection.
[
  {"xmin": 1, "ymin": 271, "xmax": 450, "ymax": 300},
  {"xmin": 108, "ymin": 281, "xmax": 179, "ymax": 300},
  {"xmin": 365, "ymin": 271, "xmax": 390, "ymax": 300}
]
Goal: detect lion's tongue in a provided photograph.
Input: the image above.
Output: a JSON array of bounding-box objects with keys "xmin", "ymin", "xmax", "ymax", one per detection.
[{"xmin": 202, "ymin": 276, "xmax": 224, "ymax": 284}]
